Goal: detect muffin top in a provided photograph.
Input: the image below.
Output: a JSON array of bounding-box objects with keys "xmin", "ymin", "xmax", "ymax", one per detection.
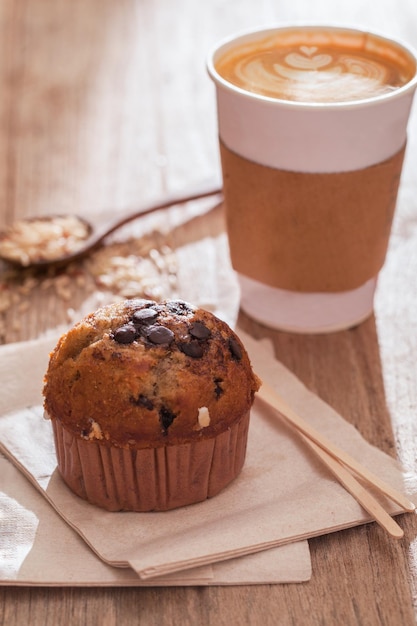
[{"xmin": 43, "ymin": 299, "xmax": 260, "ymax": 448}]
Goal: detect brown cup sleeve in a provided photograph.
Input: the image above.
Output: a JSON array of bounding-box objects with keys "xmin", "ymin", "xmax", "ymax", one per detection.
[{"xmin": 220, "ymin": 141, "xmax": 406, "ymax": 292}]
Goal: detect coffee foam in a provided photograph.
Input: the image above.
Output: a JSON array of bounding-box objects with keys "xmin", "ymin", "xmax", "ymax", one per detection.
[{"xmin": 215, "ymin": 29, "xmax": 416, "ymax": 103}]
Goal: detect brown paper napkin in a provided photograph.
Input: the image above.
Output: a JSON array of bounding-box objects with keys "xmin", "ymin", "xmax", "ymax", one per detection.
[
  {"xmin": 1, "ymin": 332, "xmax": 415, "ymax": 583},
  {"xmin": 1, "ymin": 456, "xmax": 309, "ymax": 586},
  {"xmin": 0, "ymin": 333, "xmax": 311, "ymax": 585}
]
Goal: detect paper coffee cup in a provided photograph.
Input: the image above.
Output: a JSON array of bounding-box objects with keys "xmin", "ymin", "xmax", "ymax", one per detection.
[{"xmin": 207, "ymin": 25, "xmax": 417, "ymax": 333}]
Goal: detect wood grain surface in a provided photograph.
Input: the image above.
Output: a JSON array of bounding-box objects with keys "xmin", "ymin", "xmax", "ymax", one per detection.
[{"xmin": 1, "ymin": 0, "xmax": 417, "ymax": 624}]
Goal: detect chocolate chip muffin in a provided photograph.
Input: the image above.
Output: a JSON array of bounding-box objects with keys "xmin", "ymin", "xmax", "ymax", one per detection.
[{"xmin": 43, "ymin": 299, "xmax": 260, "ymax": 511}]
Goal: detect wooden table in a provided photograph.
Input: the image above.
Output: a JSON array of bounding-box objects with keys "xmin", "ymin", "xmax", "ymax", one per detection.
[{"xmin": 1, "ymin": 1, "xmax": 417, "ymax": 624}]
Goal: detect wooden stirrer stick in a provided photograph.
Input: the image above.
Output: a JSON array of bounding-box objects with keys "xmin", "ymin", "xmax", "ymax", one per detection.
[
  {"xmin": 257, "ymin": 382, "xmax": 415, "ymax": 514},
  {"xmin": 301, "ymin": 435, "xmax": 404, "ymax": 538}
]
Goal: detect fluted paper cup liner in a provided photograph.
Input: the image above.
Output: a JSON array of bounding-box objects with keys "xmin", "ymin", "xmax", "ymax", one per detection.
[{"xmin": 51, "ymin": 411, "xmax": 250, "ymax": 512}]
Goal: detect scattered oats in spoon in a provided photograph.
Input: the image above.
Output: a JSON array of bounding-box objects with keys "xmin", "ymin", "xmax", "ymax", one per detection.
[{"xmin": 0, "ymin": 216, "xmax": 90, "ymax": 266}]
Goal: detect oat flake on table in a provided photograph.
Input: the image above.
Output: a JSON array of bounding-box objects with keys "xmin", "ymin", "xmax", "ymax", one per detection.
[{"xmin": 0, "ymin": 230, "xmax": 178, "ymax": 342}]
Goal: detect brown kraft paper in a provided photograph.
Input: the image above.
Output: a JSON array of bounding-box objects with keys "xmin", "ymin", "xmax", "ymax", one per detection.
[{"xmin": 220, "ymin": 141, "xmax": 406, "ymax": 292}]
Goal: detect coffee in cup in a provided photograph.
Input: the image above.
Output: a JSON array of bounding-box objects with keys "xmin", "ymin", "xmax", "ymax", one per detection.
[
  {"xmin": 208, "ymin": 26, "xmax": 417, "ymax": 332},
  {"xmin": 215, "ymin": 29, "xmax": 415, "ymax": 103}
]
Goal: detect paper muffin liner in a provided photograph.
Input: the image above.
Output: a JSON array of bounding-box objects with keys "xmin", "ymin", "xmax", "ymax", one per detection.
[{"xmin": 51, "ymin": 411, "xmax": 250, "ymax": 512}]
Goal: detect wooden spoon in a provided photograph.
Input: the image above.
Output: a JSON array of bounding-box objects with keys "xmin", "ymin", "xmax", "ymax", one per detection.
[{"xmin": 0, "ymin": 178, "xmax": 222, "ymax": 270}]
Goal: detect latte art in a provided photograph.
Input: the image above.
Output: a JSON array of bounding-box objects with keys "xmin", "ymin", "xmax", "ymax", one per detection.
[
  {"xmin": 235, "ymin": 48, "xmax": 396, "ymax": 102},
  {"xmin": 215, "ymin": 31, "xmax": 416, "ymax": 103}
]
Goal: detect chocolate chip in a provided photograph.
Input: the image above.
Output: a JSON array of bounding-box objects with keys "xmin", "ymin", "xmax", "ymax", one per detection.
[
  {"xmin": 130, "ymin": 394, "xmax": 154, "ymax": 410},
  {"xmin": 228, "ymin": 337, "xmax": 242, "ymax": 360},
  {"xmin": 189, "ymin": 321, "xmax": 211, "ymax": 339},
  {"xmin": 113, "ymin": 324, "xmax": 137, "ymax": 344},
  {"xmin": 131, "ymin": 298, "xmax": 157, "ymax": 309},
  {"xmin": 166, "ymin": 300, "xmax": 192, "ymax": 316},
  {"xmin": 214, "ymin": 378, "xmax": 224, "ymax": 398},
  {"xmin": 145, "ymin": 325, "xmax": 175, "ymax": 345},
  {"xmin": 179, "ymin": 340, "xmax": 204, "ymax": 358},
  {"xmin": 159, "ymin": 406, "xmax": 176, "ymax": 431},
  {"xmin": 91, "ymin": 348, "xmax": 106, "ymax": 360},
  {"xmin": 132, "ymin": 307, "xmax": 158, "ymax": 325}
]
